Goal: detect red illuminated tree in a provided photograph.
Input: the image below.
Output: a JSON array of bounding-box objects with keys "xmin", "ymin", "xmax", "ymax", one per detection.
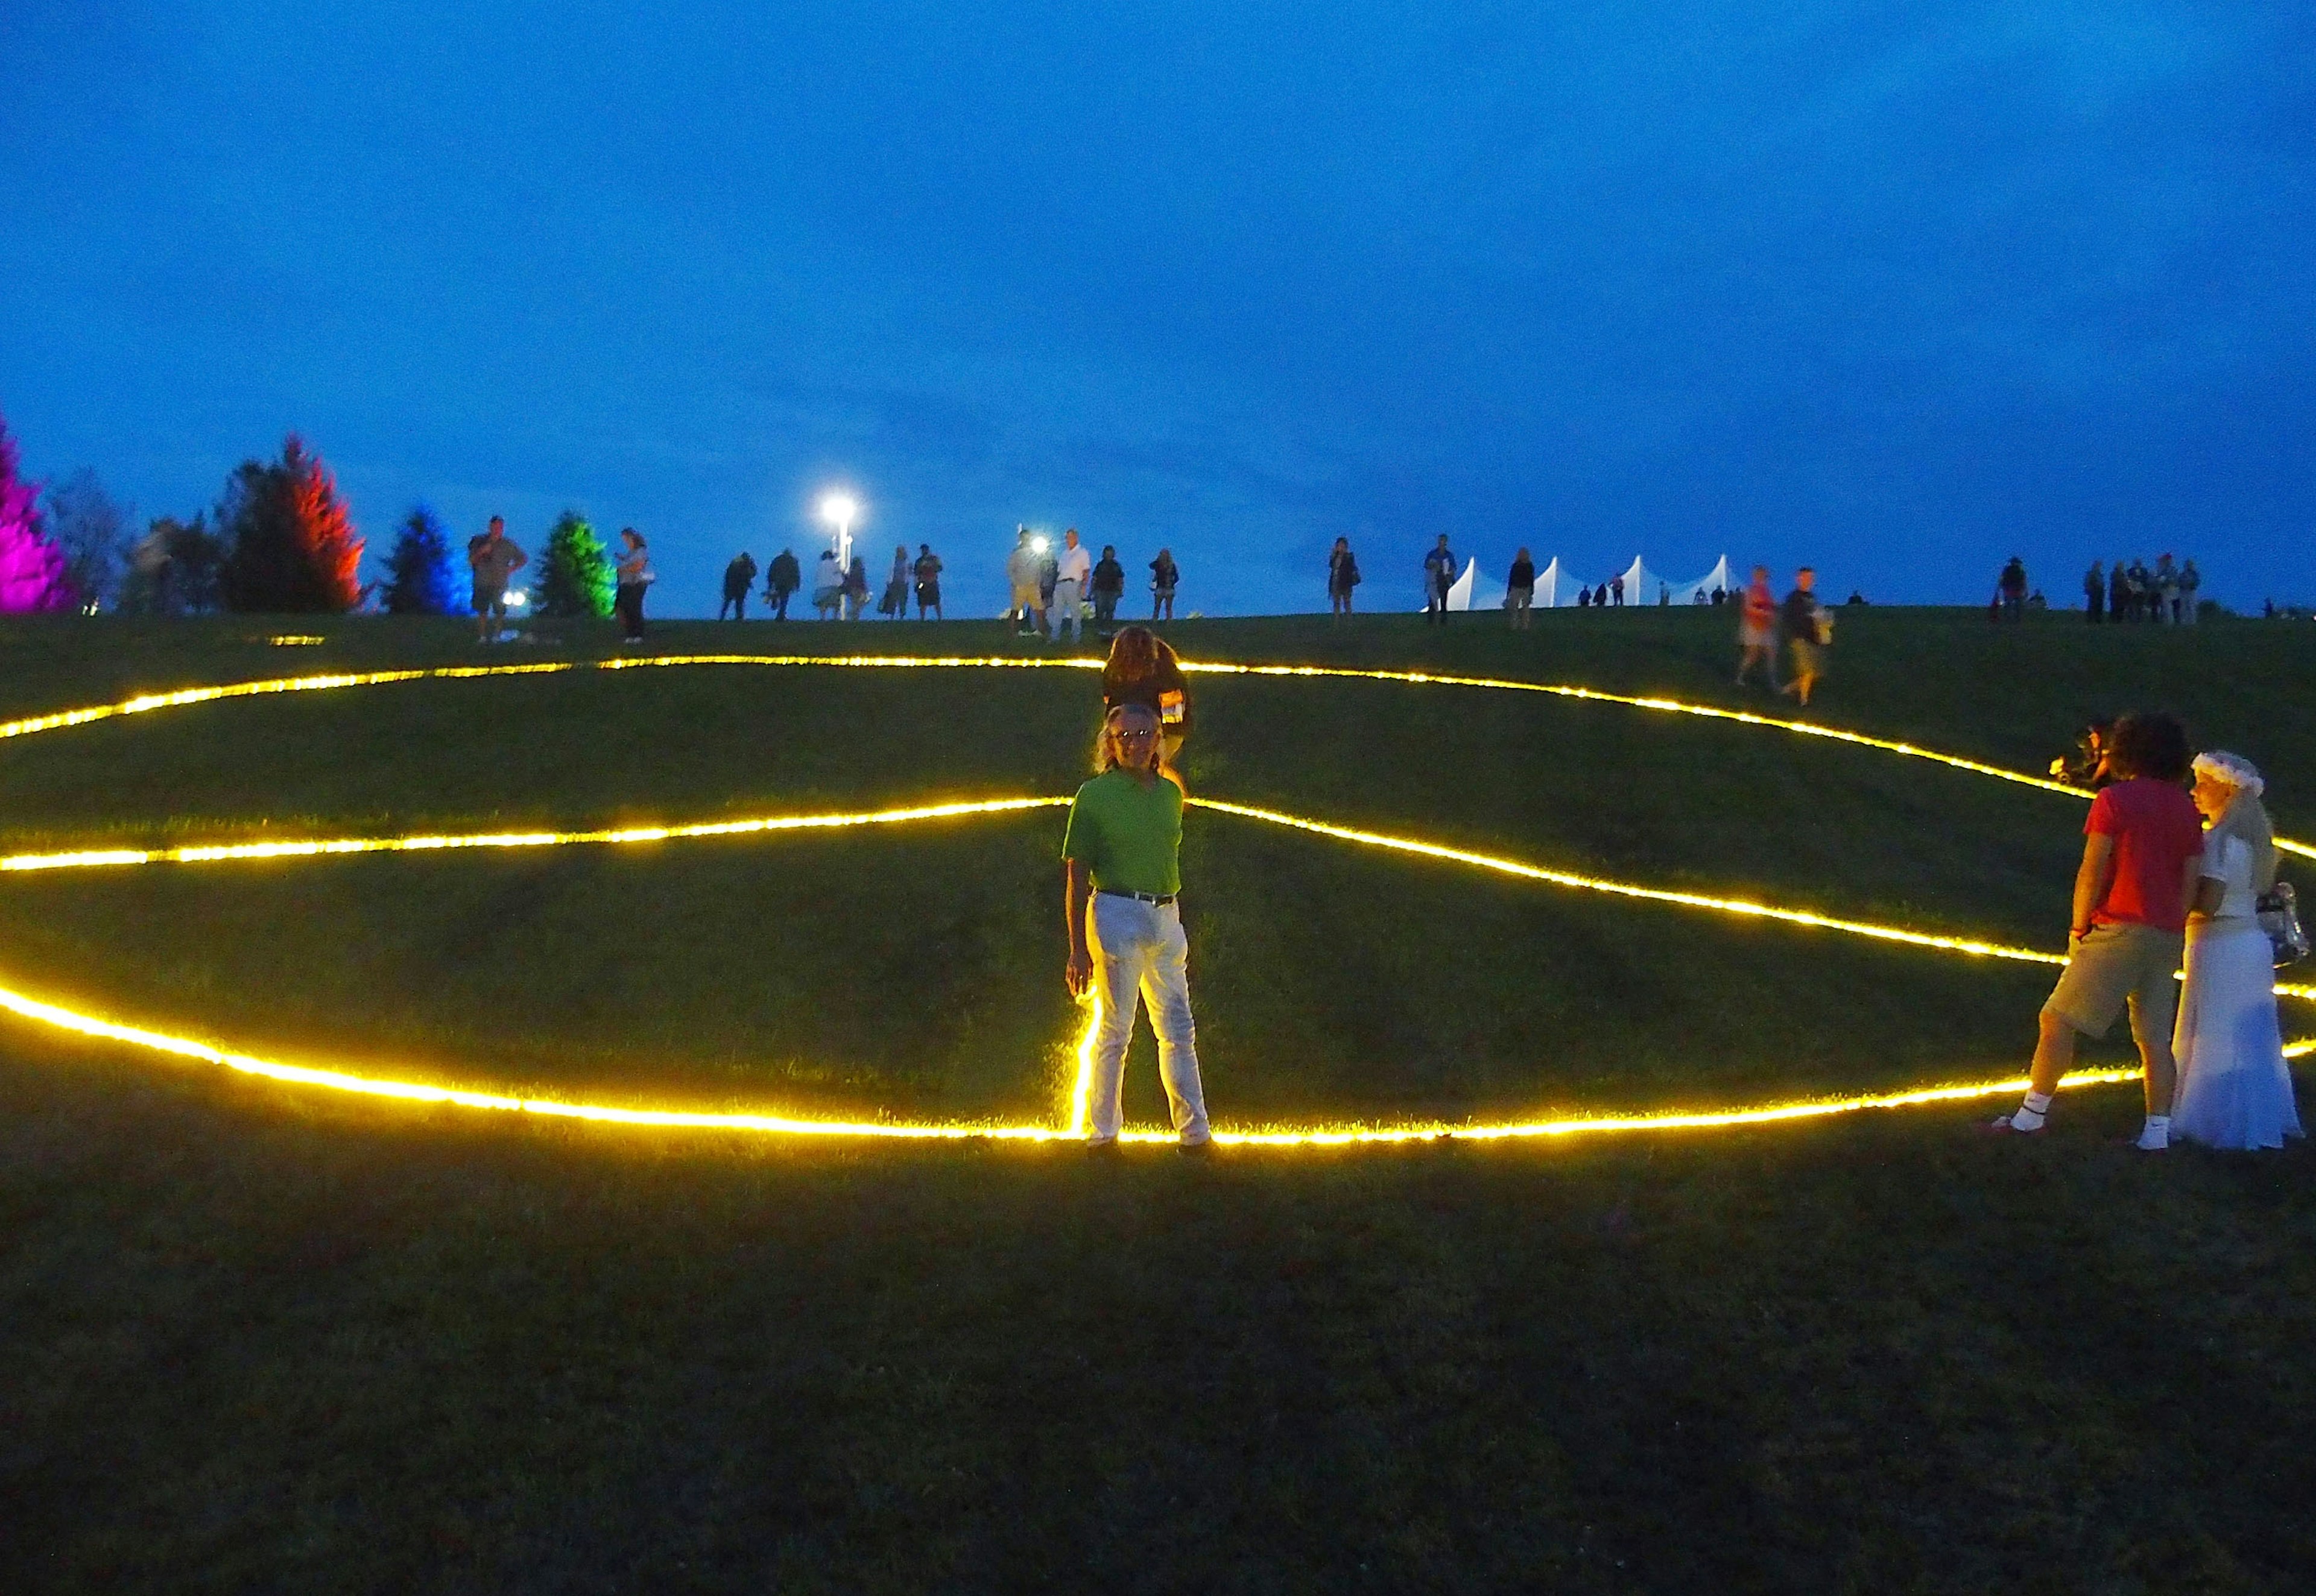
[
  {"xmin": 220, "ymin": 434, "xmax": 365, "ymax": 612},
  {"xmin": 0, "ymin": 412, "xmax": 75, "ymax": 614}
]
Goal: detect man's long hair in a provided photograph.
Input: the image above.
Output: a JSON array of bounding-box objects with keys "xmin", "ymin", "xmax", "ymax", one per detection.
[{"xmin": 1104, "ymin": 625, "xmax": 1177, "ymax": 687}]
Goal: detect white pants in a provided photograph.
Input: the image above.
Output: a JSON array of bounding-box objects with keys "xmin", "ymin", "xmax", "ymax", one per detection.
[
  {"xmin": 1086, "ymin": 894, "xmax": 1208, "ymax": 1143},
  {"xmin": 1052, "ymin": 578, "xmax": 1082, "ymax": 638}
]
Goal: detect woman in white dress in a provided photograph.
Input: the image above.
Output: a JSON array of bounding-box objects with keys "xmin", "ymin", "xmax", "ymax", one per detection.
[{"xmin": 2171, "ymin": 751, "xmax": 2303, "ymax": 1150}]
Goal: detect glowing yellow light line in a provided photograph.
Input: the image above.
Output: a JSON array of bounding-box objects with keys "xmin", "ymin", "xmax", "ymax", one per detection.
[
  {"xmin": 1193, "ymin": 797, "xmax": 2069, "ymax": 966},
  {"xmin": 0, "ymin": 973, "xmax": 2191, "ymax": 1149},
  {"xmin": 0, "ymin": 797, "xmax": 1068, "ymax": 874},
  {"xmin": 4, "ymin": 652, "xmax": 2301, "ymax": 856}
]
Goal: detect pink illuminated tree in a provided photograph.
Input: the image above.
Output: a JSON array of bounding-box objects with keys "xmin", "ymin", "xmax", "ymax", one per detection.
[{"xmin": 0, "ymin": 413, "xmax": 76, "ymax": 613}]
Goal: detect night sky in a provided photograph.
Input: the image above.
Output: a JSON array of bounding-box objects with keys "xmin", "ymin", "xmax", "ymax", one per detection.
[{"xmin": 4, "ymin": 2, "xmax": 2311, "ymax": 616}]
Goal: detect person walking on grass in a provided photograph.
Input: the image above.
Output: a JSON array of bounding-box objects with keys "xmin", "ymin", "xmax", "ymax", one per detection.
[
  {"xmin": 721, "ymin": 552, "xmax": 757, "ymax": 620},
  {"xmin": 1053, "ymin": 528, "xmax": 1091, "ymax": 645},
  {"xmin": 1423, "ymin": 534, "xmax": 1455, "ymax": 624},
  {"xmin": 1994, "ymin": 713, "xmax": 2203, "ymax": 1149},
  {"xmin": 913, "ymin": 543, "xmax": 943, "ymax": 620},
  {"xmin": 1063, "ymin": 701, "xmax": 1213, "ymax": 1153},
  {"xmin": 1777, "ymin": 567, "xmax": 1827, "ymax": 707},
  {"xmin": 765, "ymin": 547, "xmax": 800, "ymax": 620},
  {"xmin": 1103, "ymin": 624, "xmax": 1192, "ymax": 775},
  {"xmin": 1091, "ymin": 544, "xmax": 1125, "ymax": 628},
  {"xmin": 1735, "ymin": 564, "xmax": 1779, "ymax": 688},
  {"xmin": 469, "ymin": 516, "xmax": 527, "ymax": 645},
  {"xmin": 2083, "ymin": 560, "xmax": 2104, "ymax": 624},
  {"xmin": 1150, "ymin": 548, "xmax": 1180, "ymax": 621},
  {"xmin": 1327, "ymin": 537, "xmax": 1359, "ymax": 617},
  {"xmin": 1506, "ymin": 547, "xmax": 1536, "ymax": 629},
  {"xmin": 2171, "ymin": 751, "xmax": 2300, "ymax": 1149},
  {"xmin": 613, "ymin": 528, "xmax": 652, "ymax": 645}
]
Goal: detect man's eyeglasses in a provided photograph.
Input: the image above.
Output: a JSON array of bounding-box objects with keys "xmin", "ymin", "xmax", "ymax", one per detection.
[{"xmin": 1113, "ymin": 728, "xmax": 1159, "ymax": 743}]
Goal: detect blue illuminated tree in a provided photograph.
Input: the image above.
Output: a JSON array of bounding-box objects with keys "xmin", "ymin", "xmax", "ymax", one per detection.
[{"xmin": 380, "ymin": 505, "xmax": 461, "ymax": 615}]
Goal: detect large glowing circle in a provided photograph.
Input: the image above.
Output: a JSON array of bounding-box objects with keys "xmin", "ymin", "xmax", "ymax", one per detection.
[{"xmin": 0, "ymin": 654, "xmax": 2305, "ymax": 1150}]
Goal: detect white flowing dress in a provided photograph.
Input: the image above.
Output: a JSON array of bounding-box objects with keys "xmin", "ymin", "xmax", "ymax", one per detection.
[{"xmin": 2171, "ymin": 835, "xmax": 2303, "ymax": 1149}]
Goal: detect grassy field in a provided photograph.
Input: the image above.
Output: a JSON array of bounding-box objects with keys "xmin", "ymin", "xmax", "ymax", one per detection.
[{"xmin": 1, "ymin": 605, "xmax": 2312, "ymax": 1591}]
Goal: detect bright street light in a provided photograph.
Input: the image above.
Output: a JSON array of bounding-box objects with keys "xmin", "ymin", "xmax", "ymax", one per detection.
[{"xmin": 818, "ymin": 491, "xmax": 861, "ymax": 575}]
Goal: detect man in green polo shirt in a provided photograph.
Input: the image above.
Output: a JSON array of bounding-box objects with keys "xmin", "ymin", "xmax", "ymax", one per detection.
[{"xmin": 1063, "ymin": 703, "xmax": 1212, "ymax": 1151}]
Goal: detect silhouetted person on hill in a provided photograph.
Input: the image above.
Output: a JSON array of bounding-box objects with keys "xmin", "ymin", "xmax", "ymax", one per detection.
[
  {"xmin": 1092, "ymin": 544, "xmax": 1125, "ymax": 627},
  {"xmin": 1327, "ymin": 537, "xmax": 1359, "ymax": 618},
  {"xmin": 721, "ymin": 552, "xmax": 757, "ymax": 620},
  {"xmin": 913, "ymin": 543, "xmax": 943, "ymax": 619},
  {"xmin": 1506, "ymin": 547, "xmax": 1536, "ymax": 628},
  {"xmin": 2083, "ymin": 561, "xmax": 2104, "ymax": 624},
  {"xmin": 1998, "ymin": 557, "xmax": 2027, "ymax": 620},
  {"xmin": 469, "ymin": 516, "xmax": 527, "ymax": 645},
  {"xmin": 1149, "ymin": 549, "xmax": 1179, "ymax": 621},
  {"xmin": 765, "ymin": 548, "xmax": 800, "ymax": 619},
  {"xmin": 1423, "ymin": 534, "xmax": 1455, "ymax": 623},
  {"xmin": 613, "ymin": 528, "xmax": 652, "ymax": 645}
]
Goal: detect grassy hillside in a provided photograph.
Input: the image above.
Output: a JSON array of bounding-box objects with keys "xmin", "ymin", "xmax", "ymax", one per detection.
[
  {"xmin": 8, "ymin": 608, "xmax": 2305, "ymax": 1126},
  {"xmin": 1, "ymin": 608, "xmax": 2311, "ymax": 1592}
]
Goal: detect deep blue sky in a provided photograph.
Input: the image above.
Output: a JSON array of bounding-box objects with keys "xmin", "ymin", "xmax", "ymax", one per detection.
[{"xmin": 3, "ymin": 2, "xmax": 2311, "ymax": 615}]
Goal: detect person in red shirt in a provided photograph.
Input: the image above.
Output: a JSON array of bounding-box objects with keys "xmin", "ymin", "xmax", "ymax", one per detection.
[
  {"xmin": 1996, "ymin": 712, "xmax": 2203, "ymax": 1147},
  {"xmin": 1735, "ymin": 565, "xmax": 1779, "ymax": 689}
]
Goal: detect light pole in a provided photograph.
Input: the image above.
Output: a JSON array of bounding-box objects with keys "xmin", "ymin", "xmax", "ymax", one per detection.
[{"xmin": 818, "ymin": 491, "xmax": 859, "ymax": 579}]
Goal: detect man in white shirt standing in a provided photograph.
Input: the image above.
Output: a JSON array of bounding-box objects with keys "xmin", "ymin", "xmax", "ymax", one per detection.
[{"xmin": 1052, "ymin": 528, "xmax": 1092, "ymax": 646}]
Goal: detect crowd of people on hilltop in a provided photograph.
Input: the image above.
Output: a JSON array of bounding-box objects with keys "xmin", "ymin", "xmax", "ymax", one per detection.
[
  {"xmin": 707, "ymin": 526, "xmax": 1185, "ymax": 645},
  {"xmin": 1987, "ymin": 554, "xmax": 2204, "ymax": 623},
  {"xmin": 2081, "ymin": 554, "xmax": 2203, "ymax": 624}
]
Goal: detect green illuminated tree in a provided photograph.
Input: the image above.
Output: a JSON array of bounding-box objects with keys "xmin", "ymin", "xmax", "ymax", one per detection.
[{"xmin": 531, "ymin": 509, "xmax": 613, "ymax": 618}]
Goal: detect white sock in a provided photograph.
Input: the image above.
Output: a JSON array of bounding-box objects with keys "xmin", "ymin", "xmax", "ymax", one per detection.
[
  {"xmin": 2137, "ymin": 1115, "xmax": 2170, "ymax": 1151},
  {"xmin": 2008, "ymin": 1091, "xmax": 2052, "ymax": 1131}
]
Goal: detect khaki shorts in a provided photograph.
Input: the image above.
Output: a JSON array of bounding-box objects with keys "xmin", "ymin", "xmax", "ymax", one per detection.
[{"xmin": 2043, "ymin": 921, "xmax": 2183, "ymax": 1044}]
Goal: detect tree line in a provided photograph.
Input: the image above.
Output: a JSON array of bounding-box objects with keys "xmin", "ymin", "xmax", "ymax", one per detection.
[{"xmin": 0, "ymin": 409, "xmax": 615, "ymax": 618}]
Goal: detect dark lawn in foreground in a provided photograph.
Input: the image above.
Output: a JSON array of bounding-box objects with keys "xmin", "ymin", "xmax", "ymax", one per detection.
[{"xmin": 4, "ymin": 1041, "xmax": 2312, "ymax": 1594}]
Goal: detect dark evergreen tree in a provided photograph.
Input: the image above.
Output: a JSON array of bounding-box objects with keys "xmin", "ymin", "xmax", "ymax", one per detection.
[
  {"xmin": 380, "ymin": 505, "xmax": 461, "ymax": 615},
  {"xmin": 219, "ymin": 434, "xmax": 365, "ymax": 612},
  {"xmin": 42, "ymin": 468, "xmax": 131, "ymax": 611},
  {"xmin": 531, "ymin": 509, "xmax": 613, "ymax": 618}
]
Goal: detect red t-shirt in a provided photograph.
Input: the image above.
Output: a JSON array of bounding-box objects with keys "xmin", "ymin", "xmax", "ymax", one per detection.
[{"xmin": 2086, "ymin": 778, "xmax": 2203, "ymax": 932}]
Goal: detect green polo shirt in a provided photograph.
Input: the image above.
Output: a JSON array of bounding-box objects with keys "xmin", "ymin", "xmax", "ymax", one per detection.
[{"xmin": 1060, "ymin": 768, "xmax": 1182, "ymax": 897}]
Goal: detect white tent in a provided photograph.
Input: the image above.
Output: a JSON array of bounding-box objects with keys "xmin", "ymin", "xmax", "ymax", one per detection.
[
  {"xmin": 1660, "ymin": 555, "xmax": 1738, "ymax": 605},
  {"xmin": 1536, "ymin": 556, "xmax": 1575, "ymax": 608},
  {"xmin": 1607, "ymin": 555, "xmax": 1662, "ymax": 607},
  {"xmin": 1444, "ymin": 557, "xmax": 1479, "ymax": 611}
]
